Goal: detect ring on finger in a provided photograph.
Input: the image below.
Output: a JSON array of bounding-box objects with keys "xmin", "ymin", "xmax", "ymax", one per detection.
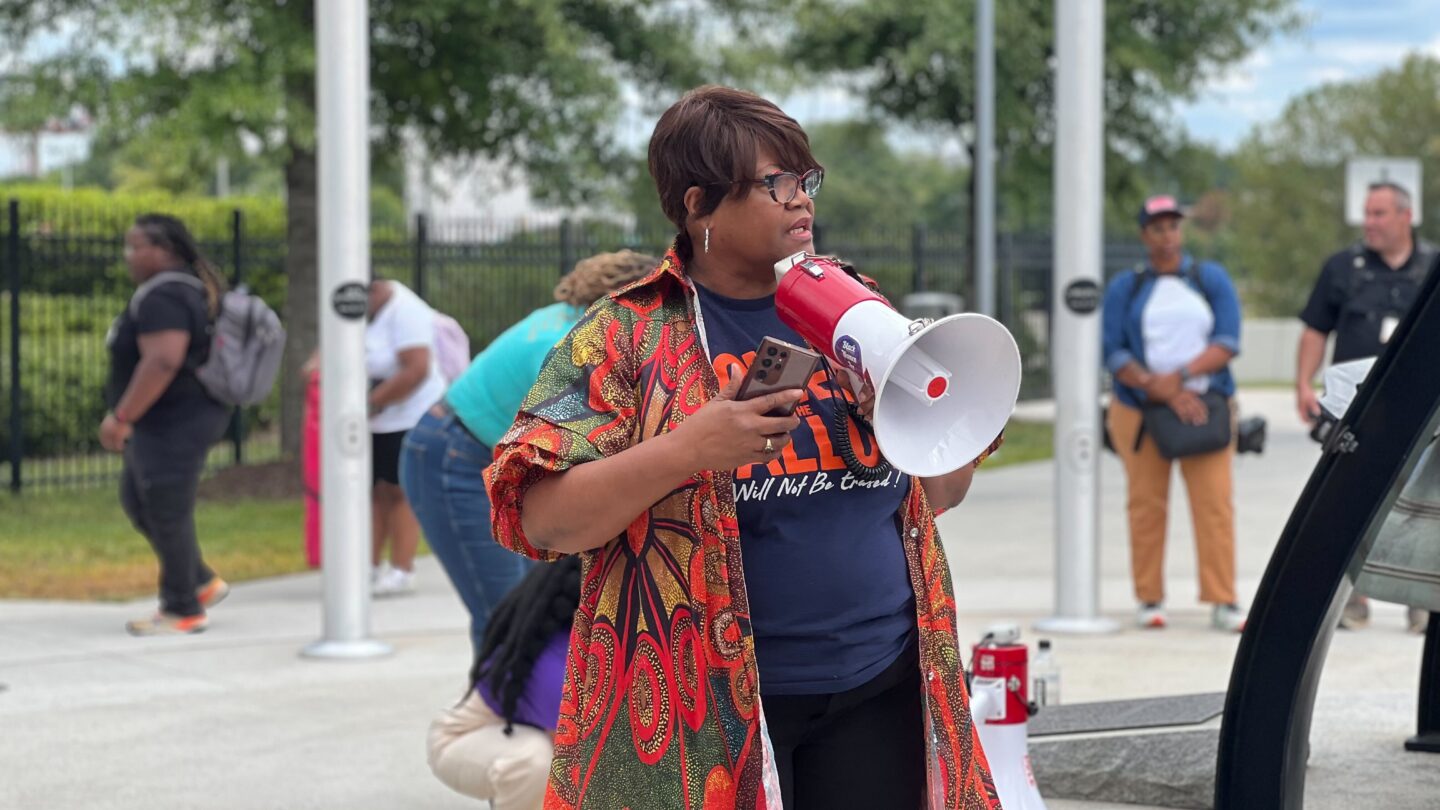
[{"xmin": 763, "ymin": 437, "xmax": 774, "ymax": 454}]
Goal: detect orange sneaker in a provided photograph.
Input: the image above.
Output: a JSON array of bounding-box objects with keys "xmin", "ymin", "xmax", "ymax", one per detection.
[
  {"xmin": 126, "ymin": 612, "xmax": 209, "ymax": 636},
  {"xmin": 197, "ymin": 577, "xmax": 231, "ymax": 609}
]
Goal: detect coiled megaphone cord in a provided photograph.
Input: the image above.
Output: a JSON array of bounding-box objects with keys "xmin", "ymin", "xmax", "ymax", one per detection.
[{"xmin": 819, "ymin": 357, "xmax": 894, "ymax": 483}]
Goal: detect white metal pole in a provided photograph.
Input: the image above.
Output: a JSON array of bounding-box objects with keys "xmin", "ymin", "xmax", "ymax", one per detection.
[
  {"xmin": 304, "ymin": 0, "xmax": 391, "ymax": 659},
  {"xmin": 974, "ymin": 0, "xmax": 996, "ymax": 318},
  {"xmin": 216, "ymin": 157, "xmax": 230, "ymax": 198},
  {"xmin": 1034, "ymin": 0, "xmax": 1118, "ymax": 635}
]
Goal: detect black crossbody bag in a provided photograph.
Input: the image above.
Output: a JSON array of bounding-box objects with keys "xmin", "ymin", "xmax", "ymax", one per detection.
[{"xmin": 1141, "ymin": 390, "xmax": 1231, "ymax": 459}]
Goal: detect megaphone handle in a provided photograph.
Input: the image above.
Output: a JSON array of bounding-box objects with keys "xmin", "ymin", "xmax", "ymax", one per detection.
[{"xmin": 817, "ymin": 356, "xmax": 894, "ymax": 483}]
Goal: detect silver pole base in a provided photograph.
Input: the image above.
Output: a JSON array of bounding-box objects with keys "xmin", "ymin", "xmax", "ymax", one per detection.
[
  {"xmin": 1033, "ymin": 615, "xmax": 1121, "ymax": 635},
  {"xmin": 301, "ymin": 638, "xmax": 393, "ymax": 660}
]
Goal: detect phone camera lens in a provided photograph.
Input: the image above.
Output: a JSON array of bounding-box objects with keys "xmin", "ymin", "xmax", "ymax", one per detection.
[
  {"xmin": 761, "ymin": 359, "xmax": 773, "ymax": 368},
  {"xmin": 779, "ymin": 351, "xmax": 789, "ymax": 359},
  {"xmin": 766, "ymin": 347, "xmax": 778, "ymax": 356}
]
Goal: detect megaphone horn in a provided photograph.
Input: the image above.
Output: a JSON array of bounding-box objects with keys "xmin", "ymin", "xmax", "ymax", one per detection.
[{"xmin": 774, "ymin": 252, "xmax": 1022, "ymax": 477}]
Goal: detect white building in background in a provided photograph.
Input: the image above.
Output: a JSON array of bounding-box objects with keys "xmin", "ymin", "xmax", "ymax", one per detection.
[
  {"xmin": 395, "ymin": 85, "xmax": 917, "ymax": 234},
  {"xmin": 0, "ymin": 113, "xmax": 94, "ymax": 181},
  {"xmin": 403, "ymin": 149, "xmax": 576, "ymax": 231}
]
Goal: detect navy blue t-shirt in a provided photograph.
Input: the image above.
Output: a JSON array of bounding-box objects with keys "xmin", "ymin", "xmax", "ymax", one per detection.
[{"xmin": 694, "ymin": 282, "xmax": 914, "ymax": 696}]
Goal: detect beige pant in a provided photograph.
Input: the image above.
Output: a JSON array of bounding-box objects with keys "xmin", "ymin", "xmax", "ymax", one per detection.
[
  {"xmin": 427, "ymin": 690, "xmax": 553, "ymax": 809},
  {"xmin": 1107, "ymin": 401, "xmax": 1237, "ymax": 606}
]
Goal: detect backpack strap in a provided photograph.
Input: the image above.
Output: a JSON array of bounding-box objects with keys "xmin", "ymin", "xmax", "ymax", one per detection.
[
  {"xmin": 1123, "ymin": 263, "xmax": 1151, "ymax": 314},
  {"xmin": 129, "ymin": 271, "xmax": 206, "ymax": 319},
  {"xmin": 1127, "ymin": 261, "xmax": 1210, "ymax": 313}
]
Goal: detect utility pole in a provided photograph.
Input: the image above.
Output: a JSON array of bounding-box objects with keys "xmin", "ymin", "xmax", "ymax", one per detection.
[
  {"xmin": 303, "ymin": 0, "xmax": 391, "ymax": 660},
  {"xmin": 974, "ymin": 0, "xmax": 996, "ymax": 318},
  {"xmin": 1035, "ymin": 0, "xmax": 1118, "ymax": 636}
]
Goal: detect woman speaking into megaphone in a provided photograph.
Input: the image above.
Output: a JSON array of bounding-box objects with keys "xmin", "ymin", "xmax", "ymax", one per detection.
[{"xmin": 486, "ymin": 86, "xmax": 1003, "ymax": 810}]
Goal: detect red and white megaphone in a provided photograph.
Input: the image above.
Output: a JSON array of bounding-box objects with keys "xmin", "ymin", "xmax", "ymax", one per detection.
[
  {"xmin": 970, "ymin": 624, "xmax": 1048, "ymax": 809},
  {"xmin": 774, "ymin": 251, "xmax": 1021, "ymax": 477}
]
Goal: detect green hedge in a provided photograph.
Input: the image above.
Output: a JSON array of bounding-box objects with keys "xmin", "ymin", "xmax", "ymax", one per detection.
[
  {"xmin": 0, "ymin": 184, "xmax": 288, "ymax": 240},
  {"xmin": 0, "ymin": 292, "xmax": 278, "ymax": 459},
  {"xmin": 0, "ymin": 292, "xmax": 122, "ymax": 457}
]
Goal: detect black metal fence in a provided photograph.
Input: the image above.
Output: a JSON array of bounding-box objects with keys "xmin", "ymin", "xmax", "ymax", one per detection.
[{"xmin": 1, "ymin": 197, "xmax": 1146, "ymax": 492}]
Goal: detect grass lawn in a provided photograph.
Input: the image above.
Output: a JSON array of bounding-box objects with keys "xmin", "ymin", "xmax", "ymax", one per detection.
[
  {"xmin": 3, "ymin": 420, "xmax": 1053, "ymax": 602},
  {"xmin": 983, "ymin": 419, "xmax": 1054, "ymax": 468},
  {"xmin": 0, "ymin": 489, "xmax": 309, "ymax": 601}
]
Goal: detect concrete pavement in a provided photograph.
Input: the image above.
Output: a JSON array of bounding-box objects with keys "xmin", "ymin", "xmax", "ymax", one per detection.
[{"xmin": 2, "ymin": 388, "xmax": 1437, "ymax": 809}]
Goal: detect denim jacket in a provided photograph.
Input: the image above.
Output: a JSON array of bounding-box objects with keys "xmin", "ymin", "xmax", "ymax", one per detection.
[{"xmin": 1102, "ymin": 255, "xmax": 1242, "ymax": 409}]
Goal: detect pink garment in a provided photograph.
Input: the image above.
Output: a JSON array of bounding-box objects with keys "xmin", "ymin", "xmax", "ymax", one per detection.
[{"xmin": 302, "ymin": 370, "xmax": 322, "ymax": 568}]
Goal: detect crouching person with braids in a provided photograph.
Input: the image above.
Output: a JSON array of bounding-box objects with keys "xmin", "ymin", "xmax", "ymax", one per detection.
[{"xmin": 427, "ymin": 557, "xmax": 581, "ymax": 808}]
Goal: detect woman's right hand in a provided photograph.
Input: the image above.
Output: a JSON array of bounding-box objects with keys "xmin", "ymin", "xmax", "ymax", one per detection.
[
  {"xmin": 671, "ymin": 376, "xmax": 805, "ymax": 472},
  {"xmin": 1167, "ymin": 390, "xmax": 1210, "ymax": 426}
]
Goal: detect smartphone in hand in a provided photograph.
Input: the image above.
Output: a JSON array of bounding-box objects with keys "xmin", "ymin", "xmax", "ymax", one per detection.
[{"xmin": 735, "ymin": 337, "xmax": 821, "ymax": 416}]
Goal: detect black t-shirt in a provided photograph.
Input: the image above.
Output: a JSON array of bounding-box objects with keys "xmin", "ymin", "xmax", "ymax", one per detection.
[
  {"xmin": 1299, "ymin": 241, "xmax": 1435, "ymax": 363},
  {"xmin": 106, "ymin": 273, "xmax": 217, "ymax": 428}
]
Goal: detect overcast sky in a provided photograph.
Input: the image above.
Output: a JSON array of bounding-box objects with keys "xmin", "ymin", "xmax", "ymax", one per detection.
[{"xmin": 1173, "ymin": 0, "xmax": 1440, "ymax": 148}]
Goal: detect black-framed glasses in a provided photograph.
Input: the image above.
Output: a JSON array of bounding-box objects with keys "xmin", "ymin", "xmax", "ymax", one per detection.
[{"xmin": 714, "ymin": 168, "xmax": 824, "ymax": 204}]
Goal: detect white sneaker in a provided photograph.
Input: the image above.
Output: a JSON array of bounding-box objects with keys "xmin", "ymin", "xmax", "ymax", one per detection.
[
  {"xmin": 1212, "ymin": 603, "xmax": 1247, "ymax": 633},
  {"xmin": 1137, "ymin": 602, "xmax": 1167, "ymax": 629},
  {"xmin": 373, "ymin": 565, "xmax": 415, "ymax": 597},
  {"xmin": 1407, "ymin": 607, "xmax": 1430, "ymax": 635}
]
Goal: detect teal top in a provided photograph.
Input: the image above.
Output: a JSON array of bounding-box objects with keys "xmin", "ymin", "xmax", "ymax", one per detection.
[{"xmin": 446, "ymin": 302, "xmax": 583, "ymax": 447}]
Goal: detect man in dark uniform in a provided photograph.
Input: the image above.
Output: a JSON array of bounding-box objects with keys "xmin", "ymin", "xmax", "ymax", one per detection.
[{"xmin": 1296, "ymin": 180, "xmax": 1436, "ymax": 632}]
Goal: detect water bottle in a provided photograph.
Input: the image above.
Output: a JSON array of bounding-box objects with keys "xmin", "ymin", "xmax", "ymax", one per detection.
[{"xmin": 1031, "ymin": 639, "xmax": 1061, "ymax": 707}]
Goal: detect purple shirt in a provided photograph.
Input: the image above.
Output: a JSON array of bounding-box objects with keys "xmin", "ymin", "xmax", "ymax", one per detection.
[{"xmin": 476, "ymin": 629, "xmax": 569, "ymax": 730}]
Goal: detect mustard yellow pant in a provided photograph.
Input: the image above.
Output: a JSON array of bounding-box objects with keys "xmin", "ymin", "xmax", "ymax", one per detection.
[{"xmin": 1107, "ymin": 401, "xmax": 1237, "ymax": 606}]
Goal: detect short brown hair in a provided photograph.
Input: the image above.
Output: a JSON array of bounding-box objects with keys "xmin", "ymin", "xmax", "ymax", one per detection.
[
  {"xmin": 648, "ymin": 86, "xmax": 820, "ymax": 257},
  {"xmin": 553, "ymin": 249, "xmax": 659, "ymax": 308}
]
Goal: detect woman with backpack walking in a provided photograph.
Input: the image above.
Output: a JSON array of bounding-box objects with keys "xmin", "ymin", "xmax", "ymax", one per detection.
[{"xmin": 102, "ymin": 214, "xmax": 233, "ymax": 636}]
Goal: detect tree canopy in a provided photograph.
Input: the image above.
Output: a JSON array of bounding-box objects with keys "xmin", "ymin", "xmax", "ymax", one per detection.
[
  {"xmin": 756, "ymin": 0, "xmax": 1299, "ymax": 231},
  {"xmin": 1230, "ymin": 54, "xmax": 1440, "ymax": 315},
  {"xmin": 2, "ymin": 0, "xmax": 719, "ymax": 452}
]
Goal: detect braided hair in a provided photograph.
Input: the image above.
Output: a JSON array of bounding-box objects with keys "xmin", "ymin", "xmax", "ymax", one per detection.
[
  {"xmin": 133, "ymin": 213, "xmax": 228, "ymax": 318},
  {"xmin": 471, "ymin": 556, "xmax": 582, "ymax": 734},
  {"xmin": 552, "ymin": 250, "xmax": 659, "ymax": 309}
]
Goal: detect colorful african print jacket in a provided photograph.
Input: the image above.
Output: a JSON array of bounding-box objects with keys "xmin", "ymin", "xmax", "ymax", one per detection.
[{"xmin": 487, "ymin": 246, "xmax": 1002, "ymax": 810}]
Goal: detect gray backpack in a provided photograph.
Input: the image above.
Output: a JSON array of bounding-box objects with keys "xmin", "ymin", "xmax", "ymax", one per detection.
[{"xmin": 129, "ymin": 271, "xmax": 286, "ymax": 407}]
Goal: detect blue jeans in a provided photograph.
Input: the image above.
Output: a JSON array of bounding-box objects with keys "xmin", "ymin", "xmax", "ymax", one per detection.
[{"xmin": 400, "ymin": 404, "xmax": 533, "ymax": 655}]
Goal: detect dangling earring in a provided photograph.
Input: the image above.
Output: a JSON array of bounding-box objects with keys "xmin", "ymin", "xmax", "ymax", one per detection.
[{"xmin": 704, "ymin": 226, "xmax": 711, "ymax": 254}]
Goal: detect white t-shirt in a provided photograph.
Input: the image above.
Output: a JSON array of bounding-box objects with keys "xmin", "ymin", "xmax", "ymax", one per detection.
[
  {"xmin": 1142, "ymin": 275, "xmax": 1212, "ymax": 394},
  {"xmin": 365, "ymin": 281, "xmax": 447, "ymax": 433}
]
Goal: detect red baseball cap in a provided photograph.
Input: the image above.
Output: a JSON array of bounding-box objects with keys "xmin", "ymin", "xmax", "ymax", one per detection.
[{"xmin": 1137, "ymin": 195, "xmax": 1185, "ymax": 227}]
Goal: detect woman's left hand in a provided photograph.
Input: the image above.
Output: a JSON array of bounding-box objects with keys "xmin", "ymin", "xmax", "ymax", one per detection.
[
  {"xmin": 1168, "ymin": 390, "xmax": 1210, "ymax": 426},
  {"xmin": 99, "ymin": 413, "xmax": 132, "ymax": 453}
]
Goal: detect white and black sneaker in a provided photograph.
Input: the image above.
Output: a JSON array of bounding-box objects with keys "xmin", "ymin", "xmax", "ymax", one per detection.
[
  {"xmin": 1137, "ymin": 602, "xmax": 1167, "ymax": 629},
  {"xmin": 1211, "ymin": 603, "xmax": 1247, "ymax": 633}
]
